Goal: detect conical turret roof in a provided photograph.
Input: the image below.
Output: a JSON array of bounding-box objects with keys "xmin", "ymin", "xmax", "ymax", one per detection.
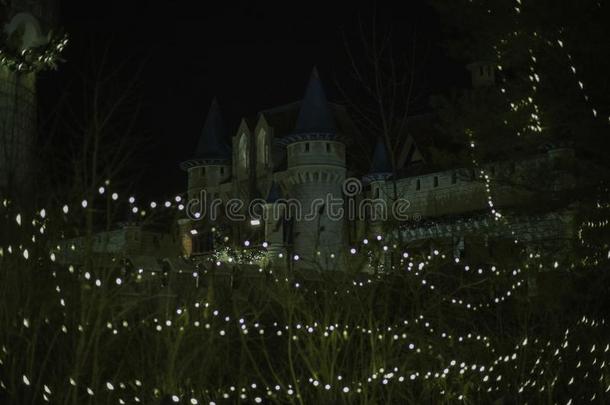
[
  {"xmin": 362, "ymin": 138, "xmax": 393, "ymax": 183},
  {"xmin": 194, "ymin": 98, "xmax": 231, "ymax": 161},
  {"xmin": 293, "ymin": 67, "xmax": 336, "ymax": 135},
  {"xmin": 370, "ymin": 138, "xmax": 393, "ymax": 174}
]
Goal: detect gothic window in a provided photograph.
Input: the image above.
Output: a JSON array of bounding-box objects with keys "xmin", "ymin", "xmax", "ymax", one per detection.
[
  {"xmin": 416, "ymin": 179, "xmax": 421, "ymax": 191},
  {"xmin": 326, "ymin": 143, "xmax": 331, "ymax": 153},
  {"xmin": 305, "ymin": 143, "xmax": 310, "ymax": 152},
  {"xmin": 239, "ymin": 134, "xmax": 248, "ymax": 170},
  {"xmin": 200, "ymin": 167, "xmax": 206, "ymax": 176},
  {"xmin": 257, "ymin": 129, "xmax": 268, "ymax": 165},
  {"xmin": 434, "ymin": 176, "xmax": 439, "ymax": 187}
]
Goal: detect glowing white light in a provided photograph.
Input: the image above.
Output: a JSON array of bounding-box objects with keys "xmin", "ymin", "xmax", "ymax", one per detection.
[{"xmin": 112, "ymin": 193, "xmax": 118, "ymax": 201}]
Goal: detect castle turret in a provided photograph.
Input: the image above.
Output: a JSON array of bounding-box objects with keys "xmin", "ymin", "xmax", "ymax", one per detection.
[
  {"xmin": 362, "ymin": 138, "xmax": 393, "ymax": 233},
  {"xmin": 278, "ymin": 68, "xmax": 346, "ymax": 268},
  {"xmin": 180, "ymin": 99, "xmax": 232, "ymax": 256},
  {"xmin": 180, "ymin": 98, "xmax": 232, "ymax": 202}
]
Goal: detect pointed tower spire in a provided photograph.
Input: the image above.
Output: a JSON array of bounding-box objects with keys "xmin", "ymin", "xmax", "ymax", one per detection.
[
  {"xmin": 370, "ymin": 138, "xmax": 393, "ymax": 174},
  {"xmin": 362, "ymin": 138, "xmax": 393, "ymax": 183},
  {"xmin": 194, "ymin": 97, "xmax": 231, "ymax": 161},
  {"xmin": 293, "ymin": 67, "xmax": 336, "ymax": 134}
]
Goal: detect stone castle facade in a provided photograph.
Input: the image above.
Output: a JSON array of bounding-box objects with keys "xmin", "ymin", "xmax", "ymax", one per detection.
[{"xmin": 179, "ymin": 66, "xmax": 590, "ymax": 271}]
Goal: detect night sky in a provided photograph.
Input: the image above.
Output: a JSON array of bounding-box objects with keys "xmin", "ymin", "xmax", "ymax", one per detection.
[{"xmin": 39, "ymin": 0, "xmax": 464, "ymax": 197}]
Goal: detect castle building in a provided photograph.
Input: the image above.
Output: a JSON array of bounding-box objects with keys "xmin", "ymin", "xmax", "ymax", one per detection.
[
  {"xmin": 180, "ymin": 66, "xmax": 598, "ymax": 272},
  {"xmin": 181, "ymin": 68, "xmax": 355, "ymax": 270}
]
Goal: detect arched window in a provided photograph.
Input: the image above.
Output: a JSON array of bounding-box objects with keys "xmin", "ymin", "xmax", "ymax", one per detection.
[
  {"xmin": 257, "ymin": 129, "xmax": 268, "ymax": 165},
  {"xmin": 239, "ymin": 134, "xmax": 248, "ymax": 170}
]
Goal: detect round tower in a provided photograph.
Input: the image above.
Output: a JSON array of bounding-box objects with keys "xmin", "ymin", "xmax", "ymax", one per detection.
[
  {"xmin": 180, "ymin": 98, "xmax": 231, "ymax": 256},
  {"xmin": 181, "ymin": 98, "xmax": 232, "ymax": 203},
  {"xmin": 279, "ymin": 68, "xmax": 346, "ymax": 268},
  {"xmin": 362, "ymin": 137, "xmax": 394, "ymax": 233},
  {"xmin": 1, "ymin": 0, "xmax": 63, "ymax": 199}
]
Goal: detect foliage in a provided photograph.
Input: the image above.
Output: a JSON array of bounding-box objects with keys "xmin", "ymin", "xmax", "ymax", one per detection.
[{"xmin": 1, "ymin": 193, "xmax": 609, "ymax": 404}]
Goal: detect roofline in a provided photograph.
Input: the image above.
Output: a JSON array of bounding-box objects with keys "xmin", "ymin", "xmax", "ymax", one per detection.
[{"xmin": 179, "ymin": 158, "xmax": 231, "ymax": 171}]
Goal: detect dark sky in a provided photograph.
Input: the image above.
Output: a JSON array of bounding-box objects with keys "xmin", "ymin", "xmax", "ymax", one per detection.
[{"xmin": 39, "ymin": 0, "xmax": 464, "ymax": 197}]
